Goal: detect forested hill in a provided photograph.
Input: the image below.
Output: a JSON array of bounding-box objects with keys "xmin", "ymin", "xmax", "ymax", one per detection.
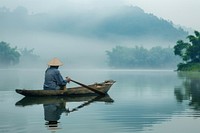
[
  {"xmin": 94, "ymin": 7, "xmax": 188, "ymax": 41},
  {"xmin": 0, "ymin": 6, "xmax": 187, "ymax": 42}
]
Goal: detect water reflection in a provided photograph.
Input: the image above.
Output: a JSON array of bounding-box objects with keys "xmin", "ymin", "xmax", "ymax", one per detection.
[
  {"xmin": 15, "ymin": 95, "xmax": 114, "ymax": 130},
  {"xmin": 44, "ymin": 102, "xmax": 67, "ymax": 130},
  {"xmin": 3, "ymin": 70, "xmax": 200, "ymax": 133},
  {"xmin": 175, "ymin": 72, "xmax": 200, "ymax": 111}
]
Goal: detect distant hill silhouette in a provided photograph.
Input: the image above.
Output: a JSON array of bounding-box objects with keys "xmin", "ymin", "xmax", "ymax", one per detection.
[
  {"xmin": 95, "ymin": 7, "xmax": 188, "ymax": 41},
  {"xmin": 0, "ymin": 6, "xmax": 188, "ymax": 42}
]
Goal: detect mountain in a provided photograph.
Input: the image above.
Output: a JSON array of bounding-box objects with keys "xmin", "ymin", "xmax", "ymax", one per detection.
[
  {"xmin": 0, "ymin": 6, "xmax": 189, "ymax": 68},
  {"xmin": 95, "ymin": 7, "xmax": 188, "ymax": 41},
  {"xmin": 0, "ymin": 6, "xmax": 188, "ymax": 42}
]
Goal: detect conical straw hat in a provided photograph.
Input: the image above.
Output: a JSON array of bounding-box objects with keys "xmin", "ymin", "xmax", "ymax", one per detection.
[{"xmin": 48, "ymin": 58, "xmax": 63, "ymax": 66}]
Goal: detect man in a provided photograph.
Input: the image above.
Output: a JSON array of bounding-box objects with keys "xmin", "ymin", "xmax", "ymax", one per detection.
[{"xmin": 43, "ymin": 57, "xmax": 71, "ymax": 90}]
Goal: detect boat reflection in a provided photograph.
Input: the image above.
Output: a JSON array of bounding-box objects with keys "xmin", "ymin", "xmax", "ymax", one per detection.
[
  {"xmin": 15, "ymin": 95, "xmax": 114, "ymax": 129},
  {"xmin": 175, "ymin": 72, "xmax": 200, "ymax": 111}
]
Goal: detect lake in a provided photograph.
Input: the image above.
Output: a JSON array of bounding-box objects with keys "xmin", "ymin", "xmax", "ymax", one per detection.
[{"xmin": 0, "ymin": 69, "xmax": 200, "ymax": 133}]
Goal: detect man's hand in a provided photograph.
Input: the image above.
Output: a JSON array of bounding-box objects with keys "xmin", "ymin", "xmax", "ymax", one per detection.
[{"xmin": 66, "ymin": 77, "xmax": 71, "ymax": 83}]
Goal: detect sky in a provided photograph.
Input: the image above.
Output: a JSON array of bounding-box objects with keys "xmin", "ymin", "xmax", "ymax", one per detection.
[{"xmin": 0, "ymin": 0, "xmax": 200, "ymax": 30}]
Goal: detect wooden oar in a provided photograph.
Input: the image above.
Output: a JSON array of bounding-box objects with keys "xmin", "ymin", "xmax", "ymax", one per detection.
[{"xmin": 70, "ymin": 79, "xmax": 106, "ymax": 95}]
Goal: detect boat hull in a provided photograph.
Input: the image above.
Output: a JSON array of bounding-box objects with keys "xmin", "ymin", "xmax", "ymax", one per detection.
[{"xmin": 15, "ymin": 80, "xmax": 115, "ymax": 97}]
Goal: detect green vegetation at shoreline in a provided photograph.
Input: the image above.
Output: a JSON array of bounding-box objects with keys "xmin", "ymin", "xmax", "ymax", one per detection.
[
  {"xmin": 174, "ymin": 31, "xmax": 200, "ymax": 71},
  {"xmin": 0, "ymin": 41, "xmax": 20, "ymax": 67},
  {"xmin": 177, "ymin": 63, "xmax": 200, "ymax": 71},
  {"xmin": 106, "ymin": 46, "xmax": 180, "ymax": 69},
  {"xmin": 0, "ymin": 41, "xmax": 39, "ymax": 67}
]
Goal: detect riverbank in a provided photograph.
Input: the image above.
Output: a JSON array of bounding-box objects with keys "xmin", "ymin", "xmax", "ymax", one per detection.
[{"xmin": 177, "ymin": 63, "xmax": 200, "ymax": 71}]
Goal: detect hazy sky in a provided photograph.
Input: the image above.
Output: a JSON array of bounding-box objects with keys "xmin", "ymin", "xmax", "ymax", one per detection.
[{"xmin": 1, "ymin": 0, "xmax": 200, "ymax": 30}]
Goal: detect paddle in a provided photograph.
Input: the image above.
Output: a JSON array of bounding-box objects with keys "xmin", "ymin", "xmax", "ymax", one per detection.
[{"xmin": 70, "ymin": 79, "xmax": 106, "ymax": 95}]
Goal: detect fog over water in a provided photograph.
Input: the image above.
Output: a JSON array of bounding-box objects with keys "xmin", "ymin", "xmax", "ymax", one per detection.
[
  {"xmin": 0, "ymin": 0, "xmax": 194, "ymax": 69},
  {"xmin": 2, "ymin": 31, "xmax": 113, "ymax": 68}
]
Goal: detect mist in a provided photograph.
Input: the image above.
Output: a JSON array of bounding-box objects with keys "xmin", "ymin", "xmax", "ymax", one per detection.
[{"xmin": 0, "ymin": 4, "xmax": 187, "ymax": 69}]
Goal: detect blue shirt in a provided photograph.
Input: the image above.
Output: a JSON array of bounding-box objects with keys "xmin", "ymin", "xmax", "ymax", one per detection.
[{"xmin": 43, "ymin": 67, "xmax": 67, "ymax": 90}]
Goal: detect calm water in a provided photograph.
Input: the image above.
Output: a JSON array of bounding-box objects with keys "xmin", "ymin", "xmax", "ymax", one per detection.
[{"xmin": 0, "ymin": 69, "xmax": 200, "ymax": 133}]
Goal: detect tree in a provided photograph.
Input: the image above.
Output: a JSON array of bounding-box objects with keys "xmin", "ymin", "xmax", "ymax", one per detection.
[
  {"xmin": 106, "ymin": 45, "xmax": 179, "ymax": 68},
  {"xmin": 174, "ymin": 31, "xmax": 200, "ymax": 63},
  {"xmin": 0, "ymin": 41, "xmax": 21, "ymax": 67},
  {"xmin": 174, "ymin": 31, "xmax": 200, "ymax": 71}
]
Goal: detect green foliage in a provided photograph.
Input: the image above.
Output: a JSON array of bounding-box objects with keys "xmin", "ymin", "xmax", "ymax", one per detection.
[
  {"xmin": 0, "ymin": 41, "xmax": 39, "ymax": 67},
  {"xmin": 174, "ymin": 30, "xmax": 200, "ymax": 63},
  {"xmin": 177, "ymin": 63, "xmax": 200, "ymax": 71},
  {"xmin": 0, "ymin": 41, "xmax": 20, "ymax": 67},
  {"xmin": 174, "ymin": 30, "xmax": 200, "ymax": 71},
  {"xmin": 106, "ymin": 46, "xmax": 179, "ymax": 68}
]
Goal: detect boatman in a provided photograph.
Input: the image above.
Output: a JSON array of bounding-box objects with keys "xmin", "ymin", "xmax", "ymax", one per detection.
[{"xmin": 43, "ymin": 57, "xmax": 71, "ymax": 90}]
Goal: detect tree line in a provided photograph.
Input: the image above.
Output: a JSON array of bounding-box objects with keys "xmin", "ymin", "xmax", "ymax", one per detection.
[
  {"xmin": 106, "ymin": 30, "xmax": 200, "ymax": 70},
  {"xmin": 106, "ymin": 46, "xmax": 180, "ymax": 69},
  {"xmin": 2, "ymin": 31, "xmax": 199, "ymax": 69},
  {"xmin": 0, "ymin": 41, "xmax": 20, "ymax": 66},
  {"xmin": 0, "ymin": 41, "xmax": 39, "ymax": 67}
]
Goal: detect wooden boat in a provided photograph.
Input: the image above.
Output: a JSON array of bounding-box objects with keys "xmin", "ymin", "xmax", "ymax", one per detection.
[{"xmin": 16, "ymin": 80, "xmax": 115, "ymax": 97}]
